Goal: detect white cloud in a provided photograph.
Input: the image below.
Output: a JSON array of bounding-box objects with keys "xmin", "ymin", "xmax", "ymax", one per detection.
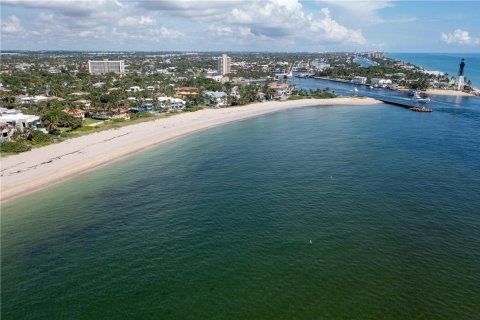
[
  {"xmin": 174, "ymin": 0, "xmax": 366, "ymax": 44},
  {"xmin": 1, "ymin": 15, "xmax": 24, "ymax": 34},
  {"xmin": 316, "ymin": 0, "xmax": 393, "ymax": 24},
  {"xmin": 441, "ymin": 29, "xmax": 480, "ymax": 45},
  {"xmin": 118, "ymin": 16, "xmax": 155, "ymax": 27},
  {"xmin": 1, "ymin": 0, "xmax": 369, "ymax": 50},
  {"xmin": 309, "ymin": 8, "xmax": 366, "ymax": 44},
  {"xmin": 2, "ymin": 0, "xmax": 100, "ymax": 17},
  {"xmin": 155, "ymin": 26, "xmax": 184, "ymax": 39}
]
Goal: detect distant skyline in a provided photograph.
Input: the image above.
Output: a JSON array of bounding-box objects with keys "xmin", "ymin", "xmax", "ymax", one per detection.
[{"xmin": 1, "ymin": 0, "xmax": 479, "ymax": 53}]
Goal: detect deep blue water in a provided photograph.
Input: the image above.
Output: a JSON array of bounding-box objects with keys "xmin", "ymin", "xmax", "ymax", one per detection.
[
  {"xmin": 2, "ymin": 94, "xmax": 480, "ymax": 318},
  {"xmin": 387, "ymin": 53, "xmax": 480, "ymax": 87}
]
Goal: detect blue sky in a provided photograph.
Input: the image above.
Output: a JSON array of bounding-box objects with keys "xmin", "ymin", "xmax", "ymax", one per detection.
[{"xmin": 1, "ymin": 0, "xmax": 479, "ymax": 52}]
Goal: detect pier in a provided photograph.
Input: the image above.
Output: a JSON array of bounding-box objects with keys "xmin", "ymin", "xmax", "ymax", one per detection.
[{"xmin": 376, "ymin": 97, "xmax": 433, "ymax": 112}]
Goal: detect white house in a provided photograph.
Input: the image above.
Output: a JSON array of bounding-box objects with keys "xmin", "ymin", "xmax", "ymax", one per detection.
[
  {"xmin": 371, "ymin": 78, "xmax": 393, "ymax": 87},
  {"xmin": 230, "ymin": 86, "xmax": 240, "ymax": 99},
  {"xmin": 157, "ymin": 97, "xmax": 186, "ymax": 111},
  {"xmin": 269, "ymin": 83, "xmax": 294, "ymax": 99},
  {"xmin": 0, "ymin": 112, "xmax": 42, "ymax": 132},
  {"xmin": 127, "ymin": 86, "xmax": 143, "ymax": 92},
  {"xmin": 15, "ymin": 63, "xmax": 32, "ymax": 71},
  {"xmin": 203, "ymin": 91, "xmax": 227, "ymax": 107},
  {"xmin": 73, "ymin": 99, "xmax": 91, "ymax": 108},
  {"xmin": 352, "ymin": 76, "xmax": 367, "ymax": 84},
  {"xmin": 15, "ymin": 95, "xmax": 49, "ymax": 104}
]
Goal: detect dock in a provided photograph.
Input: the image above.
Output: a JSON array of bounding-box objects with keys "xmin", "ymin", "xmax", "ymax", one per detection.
[{"xmin": 376, "ymin": 97, "xmax": 433, "ymax": 112}]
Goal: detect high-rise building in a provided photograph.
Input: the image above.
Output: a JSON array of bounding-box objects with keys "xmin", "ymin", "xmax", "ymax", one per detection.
[
  {"xmin": 217, "ymin": 54, "xmax": 231, "ymax": 76},
  {"xmin": 88, "ymin": 60, "xmax": 125, "ymax": 75},
  {"xmin": 367, "ymin": 51, "xmax": 384, "ymax": 59}
]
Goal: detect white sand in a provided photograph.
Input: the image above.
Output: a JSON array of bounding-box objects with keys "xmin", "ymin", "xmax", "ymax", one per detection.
[
  {"xmin": 0, "ymin": 97, "xmax": 380, "ymax": 202},
  {"xmin": 424, "ymin": 89, "xmax": 475, "ymax": 97},
  {"xmin": 396, "ymin": 88, "xmax": 475, "ymax": 97}
]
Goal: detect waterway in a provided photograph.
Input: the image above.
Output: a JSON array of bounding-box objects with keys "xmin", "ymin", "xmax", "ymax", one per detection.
[{"xmin": 288, "ymin": 76, "xmax": 480, "ymax": 111}]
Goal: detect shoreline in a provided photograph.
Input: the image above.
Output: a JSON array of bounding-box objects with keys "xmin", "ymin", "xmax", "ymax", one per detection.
[
  {"xmin": 311, "ymin": 77, "xmax": 476, "ymax": 97},
  {"xmin": 396, "ymin": 88, "xmax": 475, "ymax": 97},
  {"xmin": 0, "ymin": 97, "xmax": 381, "ymax": 203},
  {"xmin": 424, "ymin": 88, "xmax": 476, "ymax": 97}
]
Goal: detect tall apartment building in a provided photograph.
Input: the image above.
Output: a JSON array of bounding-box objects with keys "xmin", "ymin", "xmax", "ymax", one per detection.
[
  {"xmin": 217, "ymin": 54, "xmax": 231, "ymax": 76},
  {"xmin": 88, "ymin": 60, "xmax": 125, "ymax": 75},
  {"xmin": 367, "ymin": 51, "xmax": 384, "ymax": 59}
]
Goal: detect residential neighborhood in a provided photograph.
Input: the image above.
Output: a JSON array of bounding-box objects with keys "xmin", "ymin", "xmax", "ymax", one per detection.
[{"xmin": 0, "ymin": 51, "xmax": 476, "ymax": 154}]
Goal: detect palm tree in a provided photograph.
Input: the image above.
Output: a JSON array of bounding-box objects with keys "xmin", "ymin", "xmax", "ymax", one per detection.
[{"xmin": 41, "ymin": 113, "xmax": 60, "ymax": 134}]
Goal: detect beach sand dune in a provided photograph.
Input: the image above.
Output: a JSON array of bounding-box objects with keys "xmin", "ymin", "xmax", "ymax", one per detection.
[{"xmin": 0, "ymin": 98, "xmax": 380, "ymax": 202}]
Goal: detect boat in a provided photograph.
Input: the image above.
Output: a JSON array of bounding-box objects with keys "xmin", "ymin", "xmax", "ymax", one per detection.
[
  {"xmin": 369, "ymin": 85, "xmax": 374, "ymax": 89},
  {"xmin": 412, "ymin": 96, "xmax": 431, "ymax": 103},
  {"xmin": 411, "ymin": 92, "xmax": 431, "ymax": 103},
  {"xmin": 409, "ymin": 106, "xmax": 432, "ymax": 112}
]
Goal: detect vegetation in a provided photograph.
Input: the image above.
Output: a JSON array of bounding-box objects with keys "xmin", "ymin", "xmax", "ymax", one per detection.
[
  {"xmin": 28, "ymin": 130, "xmax": 52, "ymax": 145},
  {"xmin": 0, "ymin": 141, "xmax": 31, "ymax": 153},
  {"xmin": 41, "ymin": 110, "xmax": 82, "ymax": 133},
  {"xmin": 291, "ymin": 88, "xmax": 337, "ymax": 99}
]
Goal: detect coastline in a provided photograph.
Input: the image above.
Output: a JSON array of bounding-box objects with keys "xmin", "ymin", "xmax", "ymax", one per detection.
[
  {"xmin": 396, "ymin": 88, "xmax": 475, "ymax": 97},
  {"xmin": 311, "ymin": 77, "xmax": 477, "ymax": 97},
  {"xmin": 0, "ymin": 97, "xmax": 381, "ymax": 203},
  {"xmin": 424, "ymin": 89, "xmax": 476, "ymax": 97}
]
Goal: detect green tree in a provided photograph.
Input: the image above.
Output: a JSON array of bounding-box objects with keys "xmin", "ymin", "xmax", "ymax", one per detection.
[{"xmin": 41, "ymin": 112, "xmax": 60, "ymax": 133}]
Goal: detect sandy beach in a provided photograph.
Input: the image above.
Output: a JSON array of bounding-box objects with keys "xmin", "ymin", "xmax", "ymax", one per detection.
[
  {"xmin": 0, "ymin": 97, "xmax": 380, "ymax": 202},
  {"xmin": 424, "ymin": 89, "xmax": 476, "ymax": 97},
  {"xmin": 397, "ymin": 88, "xmax": 475, "ymax": 97}
]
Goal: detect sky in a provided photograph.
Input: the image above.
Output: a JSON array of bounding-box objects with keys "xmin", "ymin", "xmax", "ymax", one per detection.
[{"xmin": 1, "ymin": 0, "xmax": 479, "ymax": 52}]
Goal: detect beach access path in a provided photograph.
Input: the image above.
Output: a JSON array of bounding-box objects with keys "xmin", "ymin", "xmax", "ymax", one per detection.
[{"xmin": 0, "ymin": 97, "xmax": 380, "ymax": 202}]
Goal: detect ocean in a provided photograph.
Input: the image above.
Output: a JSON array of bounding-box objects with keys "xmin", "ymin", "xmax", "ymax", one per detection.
[
  {"xmin": 2, "ymin": 97, "xmax": 480, "ymax": 319},
  {"xmin": 387, "ymin": 53, "xmax": 480, "ymax": 88}
]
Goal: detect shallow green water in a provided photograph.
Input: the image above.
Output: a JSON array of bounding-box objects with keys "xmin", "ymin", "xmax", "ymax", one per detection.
[{"xmin": 2, "ymin": 104, "xmax": 480, "ymax": 319}]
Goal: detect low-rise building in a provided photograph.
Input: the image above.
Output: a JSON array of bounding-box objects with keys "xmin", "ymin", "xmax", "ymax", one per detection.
[
  {"xmin": 107, "ymin": 87, "xmax": 120, "ymax": 94},
  {"xmin": 203, "ymin": 91, "xmax": 227, "ymax": 107},
  {"xmin": 15, "ymin": 95, "xmax": 49, "ymax": 104},
  {"xmin": 157, "ymin": 97, "xmax": 186, "ymax": 111},
  {"xmin": 0, "ymin": 111, "xmax": 42, "ymax": 132},
  {"xmin": 62, "ymin": 108, "xmax": 86, "ymax": 120},
  {"xmin": 15, "ymin": 63, "xmax": 32, "ymax": 71},
  {"xmin": 352, "ymin": 76, "xmax": 367, "ymax": 84},
  {"xmin": 230, "ymin": 86, "xmax": 240, "ymax": 99},
  {"xmin": 73, "ymin": 99, "xmax": 91, "ymax": 108},
  {"xmin": 175, "ymin": 87, "xmax": 199, "ymax": 98},
  {"xmin": 127, "ymin": 86, "xmax": 143, "ymax": 92},
  {"xmin": 70, "ymin": 92, "xmax": 89, "ymax": 97},
  {"xmin": 269, "ymin": 83, "xmax": 294, "ymax": 99},
  {"xmin": 371, "ymin": 78, "xmax": 393, "ymax": 87}
]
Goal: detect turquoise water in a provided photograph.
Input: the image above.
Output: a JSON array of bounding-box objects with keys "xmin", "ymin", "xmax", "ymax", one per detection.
[
  {"xmin": 387, "ymin": 53, "xmax": 480, "ymax": 87},
  {"xmin": 2, "ymin": 103, "xmax": 480, "ymax": 319}
]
